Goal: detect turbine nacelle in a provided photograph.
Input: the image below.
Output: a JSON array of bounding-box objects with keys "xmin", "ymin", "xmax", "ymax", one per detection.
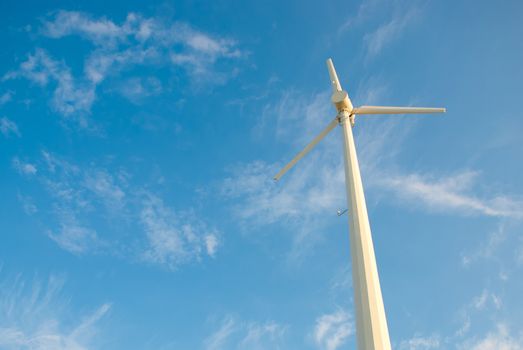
[{"xmin": 331, "ymin": 90, "xmax": 353, "ymax": 113}]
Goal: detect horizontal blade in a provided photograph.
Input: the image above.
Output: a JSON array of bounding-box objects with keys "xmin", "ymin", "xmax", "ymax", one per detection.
[
  {"xmin": 274, "ymin": 116, "xmax": 338, "ymax": 181},
  {"xmin": 326, "ymin": 58, "xmax": 342, "ymax": 92},
  {"xmin": 353, "ymin": 106, "xmax": 446, "ymax": 115}
]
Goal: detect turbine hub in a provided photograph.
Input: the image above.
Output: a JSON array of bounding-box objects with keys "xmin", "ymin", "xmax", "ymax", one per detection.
[{"xmin": 331, "ymin": 90, "xmax": 353, "ymax": 113}]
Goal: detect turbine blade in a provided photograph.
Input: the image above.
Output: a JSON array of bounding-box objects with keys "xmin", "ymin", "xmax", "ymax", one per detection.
[
  {"xmin": 353, "ymin": 106, "xmax": 446, "ymax": 115},
  {"xmin": 326, "ymin": 58, "xmax": 342, "ymax": 92},
  {"xmin": 274, "ymin": 117, "xmax": 338, "ymax": 181}
]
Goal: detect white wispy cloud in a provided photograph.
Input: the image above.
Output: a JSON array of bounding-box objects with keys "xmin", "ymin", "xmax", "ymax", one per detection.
[
  {"xmin": 312, "ymin": 309, "xmax": 354, "ymax": 350},
  {"xmin": 221, "ymin": 159, "xmax": 344, "ymax": 224},
  {"xmin": 12, "ymin": 157, "xmax": 37, "ymax": 175},
  {"xmin": 0, "ymin": 273, "xmax": 110, "ymax": 350},
  {"xmin": 205, "ymin": 317, "xmax": 237, "ymax": 350},
  {"xmin": 451, "ymin": 288, "xmax": 507, "ymax": 342},
  {"xmin": 83, "ymin": 169, "xmax": 126, "ymax": 210},
  {"xmin": 455, "ymin": 317, "xmax": 472, "ymax": 338},
  {"xmin": 169, "ymin": 23, "xmax": 242, "ymax": 81},
  {"xmin": 47, "ymin": 212, "xmax": 101, "ymax": 255},
  {"xmin": 0, "ymin": 91, "xmax": 13, "ymax": 105},
  {"xmin": 114, "ymin": 76, "xmax": 162, "ymax": 104},
  {"xmin": 221, "ymin": 156, "xmax": 345, "ymax": 260},
  {"xmin": 329, "ymin": 266, "xmax": 352, "ymax": 299},
  {"xmin": 42, "ymin": 10, "xmax": 125, "ymax": 46},
  {"xmin": 1, "ymin": 118, "xmax": 21, "ymax": 137},
  {"xmin": 17, "ymin": 152, "xmax": 112, "ymax": 254},
  {"xmin": 140, "ymin": 194, "xmax": 219, "ymax": 269},
  {"xmin": 5, "ymin": 11, "xmax": 243, "ymax": 125},
  {"xmin": 83, "ymin": 46, "xmax": 160, "ymax": 85},
  {"xmin": 379, "ymin": 171, "xmax": 523, "ymax": 219},
  {"xmin": 238, "ymin": 321, "xmax": 286, "ymax": 349},
  {"xmin": 339, "ymin": 0, "xmax": 379, "ymax": 31},
  {"xmin": 5, "ymin": 49, "xmax": 95, "ymax": 121},
  {"xmin": 472, "ymin": 289, "xmax": 489, "ymax": 310},
  {"xmin": 205, "ymin": 234, "xmax": 219, "ymax": 258},
  {"xmin": 43, "ymin": 11, "xmax": 243, "ymax": 84},
  {"xmin": 517, "ymin": 241, "xmax": 523, "ymax": 266},
  {"xmin": 470, "ymin": 289, "xmax": 502, "ymax": 312},
  {"xmin": 399, "ymin": 334, "xmax": 440, "ymax": 350},
  {"xmin": 40, "ymin": 152, "xmax": 127, "ymax": 212},
  {"xmin": 470, "ymin": 289, "xmax": 502, "ymax": 311},
  {"xmin": 458, "ymin": 324, "xmax": 523, "ymax": 350},
  {"xmin": 17, "ymin": 194, "xmax": 38, "ymax": 215},
  {"xmin": 15, "ymin": 150, "xmax": 220, "ymax": 268},
  {"xmin": 204, "ymin": 316, "xmax": 286, "ymax": 350},
  {"xmin": 340, "ymin": 0, "xmax": 422, "ymax": 58},
  {"xmin": 363, "ymin": 7, "xmax": 420, "ymax": 58},
  {"xmin": 462, "ymin": 224, "xmax": 507, "ymax": 268},
  {"xmin": 406, "ymin": 287, "xmax": 518, "ymax": 348}
]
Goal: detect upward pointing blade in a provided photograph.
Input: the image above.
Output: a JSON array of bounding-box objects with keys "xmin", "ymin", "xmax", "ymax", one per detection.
[
  {"xmin": 353, "ymin": 106, "xmax": 446, "ymax": 115},
  {"xmin": 274, "ymin": 116, "xmax": 339, "ymax": 181},
  {"xmin": 326, "ymin": 58, "xmax": 342, "ymax": 92}
]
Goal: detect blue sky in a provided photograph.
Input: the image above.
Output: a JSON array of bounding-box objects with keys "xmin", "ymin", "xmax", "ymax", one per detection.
[{"xmin": 1, "ymin": 0, "xmax": 523, "ymax": 349}]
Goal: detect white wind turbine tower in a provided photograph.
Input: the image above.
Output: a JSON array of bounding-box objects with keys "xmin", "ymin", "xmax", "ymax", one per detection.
[{"xmin": 274, "ymin": 58, "xmax": 445, "ymax": 350}]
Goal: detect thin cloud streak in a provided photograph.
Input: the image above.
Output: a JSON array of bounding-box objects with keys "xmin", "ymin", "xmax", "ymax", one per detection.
[
  {"xmin": 1, "ymin": 118, "xmax": 21, "ymax": 137},
  {"xmin": 204, "ymin": 317, "xmax": 237, "ymax": 350},
  {"xmin": 204, "ymin": 316, "xmax": 286, "ymax": 350},
  {"xmin": 313, "ymin": 309, "xmax": 354, "ymax": 350},
  {"xmin": 0, "ymin": 273, "xmax": 110, "ymax": 350},
  {"xmin": 380, "ymin": 172, "xmax": 523, "ymax": 219},
  {"xmin": 363, "ymin": 7, "xmax": 420, "ymax": 58},
  {"xmin": 399, "ymin": 334, "xmax": 440, "ymax": 350},
  {"xmin": 0, "ymin": 91, "xmax": 13, "ymax": 105},
  {"xmin": 461, "ymin": 223, "xmax": 508, "ymax": 267},
  {"xmin": 46, "ymin": 210, "xmax": 101, "ymax": 255},
  {"xmin": 12, "ymin": 157, "xmax": 37, "ymax": 175},
  {"xmin": 458, "ymin": 324, "xmax": 523, "ymax": 350},
  {"xmin": 339, "ymin": 0, "xmax": 422, "ymax": 59}
]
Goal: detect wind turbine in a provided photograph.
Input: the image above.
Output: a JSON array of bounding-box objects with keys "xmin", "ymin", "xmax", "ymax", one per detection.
[{"xmin": 274, "ymin": 58, "xmax": 445, "ymax": 350}]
